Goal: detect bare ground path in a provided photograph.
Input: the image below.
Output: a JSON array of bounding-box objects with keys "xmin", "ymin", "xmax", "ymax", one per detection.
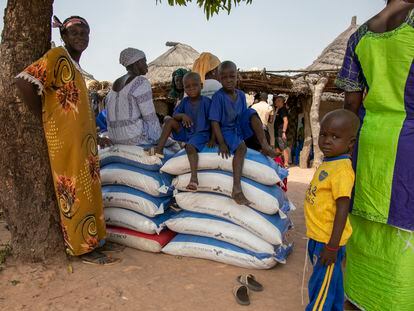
[{"xmin": 0, "ymin": 167, "xmax": 314, "ymax": 311}]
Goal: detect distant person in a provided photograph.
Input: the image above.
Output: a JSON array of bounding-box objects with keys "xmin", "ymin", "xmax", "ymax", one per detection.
[
  {"xmin": 169, "ymin": 68, "xmax": 189, "ymax": 107},
  {"xmin": 251, "ymin": 92, "xmax": 273, "ymax": 144},
  {"xmin": 274, "ymin": 95, "xmax": 289, "ymax": 168},
  {"xmin": 15, "ymin": 15, "xmax": 119, "ymax": 265},
  {"xmin": 147, "ymin": 72, "xmax": 213, "ymax": 190},
  {"xmin": 209, "ymin": 61, "xmax": 277, "ymax": 205},
  {"xmin": 192, "ymin": 52, "xmax": 222, "ymax": 98},
  {"xmin": 106, "ymin": 48, "xmax": 162, "ymax": 146},
  {"xmin": 305, "ymin": 109, "xmax": 360, "ymax": 311}
]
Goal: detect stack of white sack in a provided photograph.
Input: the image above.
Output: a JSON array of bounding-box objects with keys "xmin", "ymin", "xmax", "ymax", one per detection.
[
  {"xmin": 99, "ymin": 145, "xmax": 177, "ymax": 253},
  {"xmin": 160, "ymin": 146, "xmax": 294, "ymax": 269}
]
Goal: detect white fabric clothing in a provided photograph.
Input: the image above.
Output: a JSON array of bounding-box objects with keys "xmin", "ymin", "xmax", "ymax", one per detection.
[
  {"xmin": 251, "ymin": 101, "xmax": 274, "ymax": 126},
  {"xmin": 106, "ymin": 76, "xmax": 161, "ymax": 145},
  {"xmin": 119, "ymin": 48, "xmax": 146, "ymax": 67},
  {"xmin": 201, "ymin": 79, "xmax": 222, "ymax": 99}
]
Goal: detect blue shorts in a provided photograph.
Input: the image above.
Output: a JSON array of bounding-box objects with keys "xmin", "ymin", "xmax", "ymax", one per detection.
[
  {"xmin": 306, "ymin": 239, "xmax": 346, "ymax": 311},
  {"xmin": 172, "ymin": 127, "xmax": 210, "ymax": 152},
  {"xmin": 222, "ymin": 108, "xmax": 258, "ymax": 154}
]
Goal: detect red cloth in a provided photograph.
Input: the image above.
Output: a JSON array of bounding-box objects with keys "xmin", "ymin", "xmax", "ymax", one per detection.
[{"xmin": 274, "ymin": 156, "xmax": 288, "ymax": 192}]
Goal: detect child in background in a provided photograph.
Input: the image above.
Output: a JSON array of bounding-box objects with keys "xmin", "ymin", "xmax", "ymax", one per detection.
[
  {"xmin": 148, "ymin": 72, "xmax": 213, "ymax": 191},
  {"xmin": 304, "ymin": 109, "xmax": 360, "ymax": 311},
  {"xmin": 209, "ymin": 61, "xmax": 277, "ymax": 205}
]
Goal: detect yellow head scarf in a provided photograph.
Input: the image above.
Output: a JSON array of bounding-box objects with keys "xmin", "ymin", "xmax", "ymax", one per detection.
[{"xmin": 192, "ymin": 52, "xmax": 221, "ymax": 82}]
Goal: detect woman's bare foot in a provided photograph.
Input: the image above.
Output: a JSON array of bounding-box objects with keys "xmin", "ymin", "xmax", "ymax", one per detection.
[{"xmin": 232, "ymin": 188, "xmax": 251, "ymax": 205}]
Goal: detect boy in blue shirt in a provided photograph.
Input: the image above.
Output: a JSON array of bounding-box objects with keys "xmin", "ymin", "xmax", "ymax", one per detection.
[
  {"xmin": 304, "ymin": 109, "xmax": 360, "ymax": 311},
  {"xmin": 149, "ymin": 72, "xmax": 213, "ymax": 190},
  {"xmin": 209, "ymin": 61, "xmax": 277, "ymax": 205}
]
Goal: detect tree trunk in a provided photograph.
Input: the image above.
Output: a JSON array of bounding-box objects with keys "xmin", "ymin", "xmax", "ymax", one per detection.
[
  {"xmin": 299, "ymin": 97, "xmax": 312, "ymax": 168},
  {"xmin": 307, "ymin": 76, "xmax": 328, "ymax": 168},
  {"xmin": 0, "ymin": 0, "xmax": 64, "ymax": 262}
]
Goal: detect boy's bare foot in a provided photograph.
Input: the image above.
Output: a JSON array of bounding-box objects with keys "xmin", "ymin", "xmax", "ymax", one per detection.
[
  {"xmin": 186, "ymin": 176, "xmax": 198, "ymax": 191},
  {"xmin": 146, "ymin": 146, "xmax": 164, "ymax": 158},
  {"xmin": 260, "ymin": 146, "xmax": 280, "ymax": 158},
  {"xmin": 232, "ymin": 189, "xmax": 251, "ymax": 205}
]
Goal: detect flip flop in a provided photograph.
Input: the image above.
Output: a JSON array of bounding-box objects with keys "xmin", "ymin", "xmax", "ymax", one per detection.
[
  {"xmin": 81, "ymin": 251, "xmax": 121, "ymax": 266},
  {"xmin": 233, "ymin": 285, "xmax": 250, "ymax": 306},
  {"xmin": 97, "ymin": 241, "xmax": 125, "ymax": 253},
  {"xmin": 146, "ymin": 147, "xmax": 164, "ymax": 159},
  {"xmin": 237, "ymin": 274, "xmax": 264, "ymax": 292},
  {"xmin": 185, "ymin": 181, "xmax": 198, "ymax": 192}
]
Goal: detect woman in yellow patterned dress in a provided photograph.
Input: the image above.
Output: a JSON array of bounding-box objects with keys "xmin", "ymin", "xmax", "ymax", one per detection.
[{"xmin": 15, "ymin": 16, "xmax": 119, "ymax": 264}]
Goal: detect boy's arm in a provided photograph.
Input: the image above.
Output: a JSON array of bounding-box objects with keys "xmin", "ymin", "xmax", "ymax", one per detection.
[
  {"xmin": 320, "ymin": 197, "xmax": 350, "ymax": 266},
  {"xmin": 211, "ymin": 121, "xmax": 229, "ymax": 159},
  {"xmin": 207, "ymin": 131, "xmax": 216, "ymax": 148}
]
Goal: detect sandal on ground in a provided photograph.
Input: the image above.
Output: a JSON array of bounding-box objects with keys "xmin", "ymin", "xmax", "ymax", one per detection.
[
  {"xmin": 96, "ymin": 241, "xmax": 125, "ymax": 253},
  {"xmin": 185, "ymin": 181, "xmax": 198, "ymax": 192},
  {"xmin": 81, "ymin": 250, "xmax": 121, "ymax": 266},
  {"xmin": 233, "ymin": 285, "xmax": 250, "ymax": 306},
  {"xmin": 146, "ymin": 147, "xmax": 164, "ymax": 159},
  {"xmin": 237, "ymin": 274, "xmax": 264, "ymax": 292}
]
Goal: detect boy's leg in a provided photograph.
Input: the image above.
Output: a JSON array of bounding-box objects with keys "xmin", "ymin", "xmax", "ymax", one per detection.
[
  {"xmin": 232, "ymin": 142, "xmax": 250, "ymax": 205},
  {"xmin": 185, "ymin": 144, "xmax": 199, "ymax": 191},
  {"xmin": 250, "ymin": 114, "xmax": 279, "ymax": 158},
  {"xmin": 306, "ymin": 241, "xmax": 345, "ymax": 311},
  {"xmin": 154, "ymin": 117, "xmax": 180, "ymax": 155}
]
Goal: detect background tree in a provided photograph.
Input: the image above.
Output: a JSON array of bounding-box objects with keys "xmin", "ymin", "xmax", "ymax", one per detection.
[{"xmin": 0, "ymin": 0, "xmax": 253, "ymax": 262}]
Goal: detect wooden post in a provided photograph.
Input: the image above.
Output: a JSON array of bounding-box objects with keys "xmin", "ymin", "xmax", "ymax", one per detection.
[
  {"xmin": 299, "ymin": 97, "xmax": 312, "ymax": 168},
  {"xmin": 307, "ymin": 76, "xmax": 328, "ymax": 168}
]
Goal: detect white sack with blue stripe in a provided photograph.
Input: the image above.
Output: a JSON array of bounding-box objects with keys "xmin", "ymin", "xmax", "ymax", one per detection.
[
  {"xmin": 104, "ymin": 207, "xmax": 177, "ymax": 234},
  {"xmin": 161, "ymin": 146, "xmax": 286, "ymax": 185},
  {"xmin": 101, "ymin": 163, "xmax": 173, "ymax": 197},
  {"xmin": 102, "ymin": 185, "xmax": 171, "ymax": 217},
  {"xmin": 99, "ymin": 145, "xmax": 163, "ymax": 171},
  {"xmin": 164, "ymin": 211, "xmax": 275, "ymax": 255},
  {"xmin": 173, "ymin": 170, "xmax": 290, "ymax": 215},
  {"xmin": 174, "ymin": 192, "xmax": 292, "ymax": 245}
]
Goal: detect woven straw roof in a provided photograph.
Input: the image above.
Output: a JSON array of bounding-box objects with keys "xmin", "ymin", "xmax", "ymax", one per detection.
[
  {"xmin": 306, "ymin": 16, "xmax": 359, "ymax": 71},
  {"xmin": 146, "ymin": 42, "xmax": 200, "ymax": 83},
  {"xmin": 293, "ymin": 16, "xmax": 359, "ymax": 94}
]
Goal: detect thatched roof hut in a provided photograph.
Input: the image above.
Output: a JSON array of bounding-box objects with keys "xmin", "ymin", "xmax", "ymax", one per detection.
[
  {"xmin": 294, "ymin": 16, "xmax": 359, "ymax": 94},
  {"xmin": 146, "ymin": 42, "xmax": 200, "ymax": 84},
  {"xmin": 295, "ymin": 16, "xmax": 359, "ymax": 168}
]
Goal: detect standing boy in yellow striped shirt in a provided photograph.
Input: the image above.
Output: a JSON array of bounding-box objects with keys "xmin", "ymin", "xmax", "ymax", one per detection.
[{"xmin": 305, "ymin": 109, "xmax": 360, "ymax": 311}]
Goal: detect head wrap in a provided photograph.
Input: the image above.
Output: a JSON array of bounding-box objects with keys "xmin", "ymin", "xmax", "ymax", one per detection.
[
  {"xmin": 169, "ymin": 68, "xmax": 190, "ymax": 99},
  {"xmin": 53, "ymin": 15, "xmax": 89, "ymax": 33},
  {"xmin": 119, "ymin": 48, "xmax": 146, "ymax": 68},
  {"xmin": 192, "ymin": 52, "xmax": 221, "ymax": 82}
]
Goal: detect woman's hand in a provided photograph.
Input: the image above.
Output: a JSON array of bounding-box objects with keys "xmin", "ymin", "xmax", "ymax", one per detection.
[
  {"xmin": 181, "ymin": 114, "xmax": 193, "ymax": 128},
  {"xmin": 282, "ymin": 132, "xmax": 287, "ymax": 141}
]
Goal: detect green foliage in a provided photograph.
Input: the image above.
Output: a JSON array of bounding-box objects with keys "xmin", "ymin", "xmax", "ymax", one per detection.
[{"xmin": 156, "ymin": 0, "xmax": 253, "ymax": 19}]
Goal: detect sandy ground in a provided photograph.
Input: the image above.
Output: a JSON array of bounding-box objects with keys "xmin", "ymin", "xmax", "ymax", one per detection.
[{"xmin": 0, "ymin": 167, "xmax": 315, "ymax": 311}]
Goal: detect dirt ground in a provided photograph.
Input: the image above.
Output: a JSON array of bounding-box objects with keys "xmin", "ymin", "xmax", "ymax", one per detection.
[{"xmin": 0, "ymin": 167, "xmax": 315, "ymax": 311}]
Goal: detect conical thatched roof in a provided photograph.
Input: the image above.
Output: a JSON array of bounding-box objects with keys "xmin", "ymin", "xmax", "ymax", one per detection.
[
  {"xmin": 293, "ymin": 16, "xmax": 359, "ymax": 94},
  {"xmin": 146, "ymin": 42, "xmax": 200, "ymax": 83},
  {"xmin": 306, "ymin": 16, "xmax": 359, "ymax": 71}
]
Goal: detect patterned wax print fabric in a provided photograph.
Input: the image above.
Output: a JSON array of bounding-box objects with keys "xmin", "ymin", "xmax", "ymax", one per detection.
[
  {"xmin": 105, "ymin": 76, "xmax": 162, "ymax": 145},
  {"xmin": 304, "ymin": 155, "xmax": 354, "ymax": 246},
  {"xmin": 172, "ymin": 96, "xmax": 211, "ymax": 151},
  {"xmin": 336, "ymin": 10, "xmax": 414, "ymax": 310},
  {"xmin": 209, "ymin": 88, "xmax": 257, "ymax": 153},
  {"xmin": 16, "ymin": 47, "xmax": 106, "ymax": 256}
]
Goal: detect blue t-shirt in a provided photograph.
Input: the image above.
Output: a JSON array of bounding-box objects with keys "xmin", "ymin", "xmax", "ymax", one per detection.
[
  {"xmin": 209, "ymin": 88, "xmax": 247, "ymax": 133},
  {"xmin": 173, "ymin": 96, "xmax": 211, "ymax": 137}
]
